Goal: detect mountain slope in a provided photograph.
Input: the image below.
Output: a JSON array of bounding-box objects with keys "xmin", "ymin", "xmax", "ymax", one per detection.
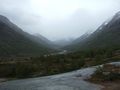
[
  {"xmin": 54, "ymin": 39, "xmax": 74, "ymax": 48},
  {"xmin": 0, "ymin": 15, "xmax": 55, "ymax": 56},
  {"xmin": 33, "ymin": 34, "xmax": 59, "ymax": 49},
  {"xmin": 65, "ymin": 12, "xmax": 120, "ymax": 51}
]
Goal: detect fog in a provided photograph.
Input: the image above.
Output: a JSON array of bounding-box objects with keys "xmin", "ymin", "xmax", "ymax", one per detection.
[{"xmin": 0, "ymin": 0, "xmax": 120, "ymax": 41}]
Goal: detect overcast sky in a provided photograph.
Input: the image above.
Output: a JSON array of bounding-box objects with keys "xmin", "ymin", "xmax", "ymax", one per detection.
[{"xmin": 0, "ymin": 0, "xmax": 120, "ymax": 41}]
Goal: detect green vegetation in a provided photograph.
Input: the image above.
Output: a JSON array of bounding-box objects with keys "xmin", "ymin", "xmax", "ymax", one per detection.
[
  {"xmin": 89, "ymin": 64, "xmax": 120, "ymax": 82},
  {"xmin": 0, "ymin": 48, "xmax": 119, "ymax": 78},
  {"xmin": 0, "ymin": 56, "xmax": 85, "ymax": 78},
  {"xmin": 65, "ymin": 12, "xmax": 120, "ymax": 52},
  {"xmin": 0, "ymin": 17, "xmax": 56, "ymax": 57}
]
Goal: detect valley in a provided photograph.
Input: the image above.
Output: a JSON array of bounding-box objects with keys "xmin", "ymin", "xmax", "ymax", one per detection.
[{"xmin": 0, "ymin": 9, "xmax": 120, "ymax": 90}]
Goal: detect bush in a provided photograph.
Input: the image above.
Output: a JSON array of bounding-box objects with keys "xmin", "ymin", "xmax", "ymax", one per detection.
[
  {"xmin": 15, "ymin": 63, "xmax": 37, "ymax": 78},
  {"xmin": 90, "ymin": 64, "xmax": 120, "ymax": 82}
]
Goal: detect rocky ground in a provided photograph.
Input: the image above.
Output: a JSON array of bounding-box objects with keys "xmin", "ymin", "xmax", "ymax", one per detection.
[{"xmin": 101, "ymin": 81, "xmax": 120, "ymax": 90}]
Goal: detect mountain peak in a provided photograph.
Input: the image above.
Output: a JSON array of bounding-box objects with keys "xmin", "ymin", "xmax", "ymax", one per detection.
[{"xmin": 0, "ymin": 15, "xmax": 56, "ymax": 56}]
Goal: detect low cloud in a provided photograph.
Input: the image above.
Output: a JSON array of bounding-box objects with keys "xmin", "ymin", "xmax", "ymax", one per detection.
[{"xmin": 0, "ymin": 0, "xmax": 120, "ymax": 40}]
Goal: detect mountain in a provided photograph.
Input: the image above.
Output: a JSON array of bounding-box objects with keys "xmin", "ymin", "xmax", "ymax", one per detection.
[
  {"xmin": 65, "ymin": 12, "xmax": 120, "ymax": 51},
  {"xmin": 34, "ymin": 34, "xmax": 52, "ymax": 44},
  {"xmin": 0, "ymin": 15, "xmax": 56, "ymax": 57},
  {"xmin": 54, "ymin": 39, "xmax": 74, "ymax": 47},
  {"xmin": 33, "ymin": 33, "xmax": 58, "ymax": 49}
]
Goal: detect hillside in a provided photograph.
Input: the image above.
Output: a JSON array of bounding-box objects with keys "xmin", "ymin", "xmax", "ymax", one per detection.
[
  {"xmin": 65, "ymin": 12, "xmax": 120, "ymax": 51},
  {"xmin": 34, "ymin": 34, "xmax": 59, "ymax": 49},
  {"xmin": 0, "ymin": 15, "xmax": 55, "ymax": 57}
]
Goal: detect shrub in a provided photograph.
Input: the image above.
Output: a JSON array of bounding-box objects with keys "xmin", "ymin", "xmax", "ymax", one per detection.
[{"xmin": 90, "ymin": 64, "xmax": 120, "ymax": 82}]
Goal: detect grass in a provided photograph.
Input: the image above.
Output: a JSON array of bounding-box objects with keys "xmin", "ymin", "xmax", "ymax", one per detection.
[{"xmin": 0, "ymin": 49, "xmax": 120, "ymax": 79}]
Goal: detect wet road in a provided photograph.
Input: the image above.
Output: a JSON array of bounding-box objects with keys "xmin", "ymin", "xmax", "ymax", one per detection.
[
  {"xmin": 0, "ymin": 68, "xmax": 102, "ymax": 90},
  {"xmin": 0, "ymin": 62, "xmax": 119, "ymax": 90}
]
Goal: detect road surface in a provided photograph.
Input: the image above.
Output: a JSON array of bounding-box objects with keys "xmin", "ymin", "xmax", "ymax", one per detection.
[
  {"xmin": 0, "ymin": 62, "xmax": 119, "ymax": 90},
  {"xmin": 0, "ymin": 67, "xmax": 102, "ymax": 90}
]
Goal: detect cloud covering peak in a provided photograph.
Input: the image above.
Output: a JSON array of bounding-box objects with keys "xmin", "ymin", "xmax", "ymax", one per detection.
[{"xmin": 0, "ymin": 0, "xmax": 120, "ymax": 40}]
